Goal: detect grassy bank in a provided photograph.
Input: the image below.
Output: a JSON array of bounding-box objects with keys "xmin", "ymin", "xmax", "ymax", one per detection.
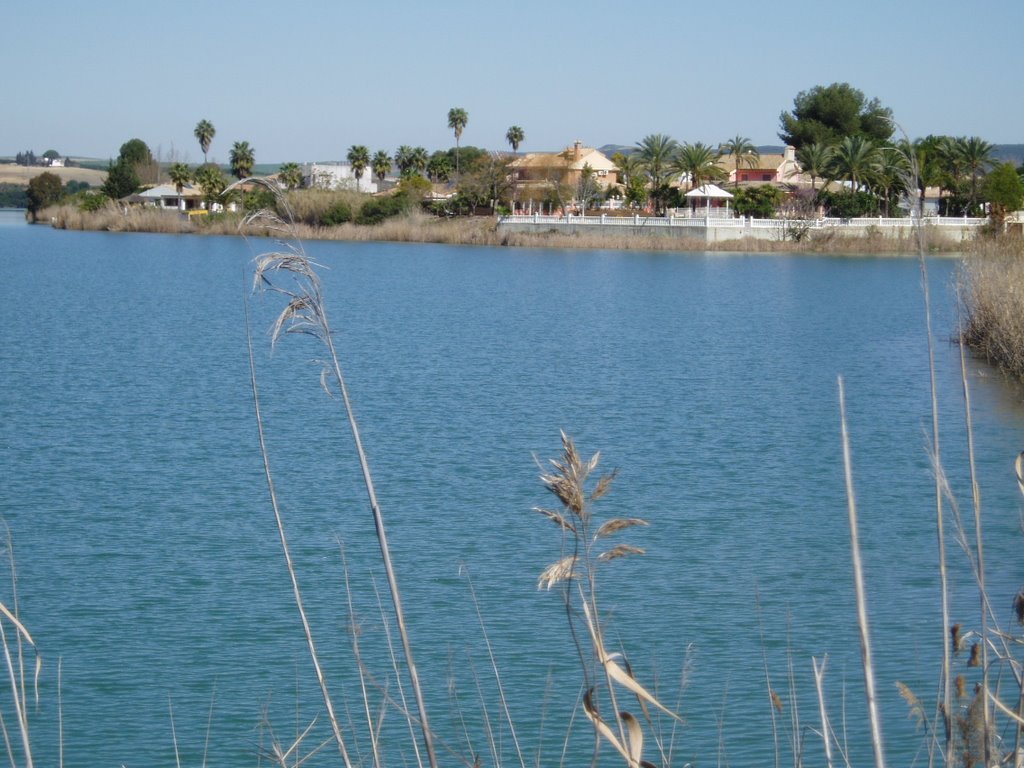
[
  {"xmin": 38, "ymin": 201, "xmax": 970, "ymax": 255},
  {"xmin": 960, "ymin": 236, "xmax": 1024, "ymax": 378}
]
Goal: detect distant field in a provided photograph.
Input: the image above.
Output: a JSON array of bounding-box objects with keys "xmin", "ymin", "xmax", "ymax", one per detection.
[{"xmin": 0, "ymin": 164, "xmax": 107, "ymax": 186}]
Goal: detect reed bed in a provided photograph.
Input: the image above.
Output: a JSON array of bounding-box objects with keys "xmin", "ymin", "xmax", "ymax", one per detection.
[
  {"xmin": 37, "ymin": 201, "xmax": 967, "ymax": 255},
  {"xmin": 959, "ymin": 236, "xmax": 1024, "ymax": 379}
]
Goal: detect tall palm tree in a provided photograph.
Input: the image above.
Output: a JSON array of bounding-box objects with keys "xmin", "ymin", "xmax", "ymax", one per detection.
[
  {"xmin": 720, "ymin": 134, "xmax": 759, "ymax": 187},
  {"xmin": 505, "ymin": 125, "xmax": 525, "ymax": 153},
  {"xmin": 635, "ymin": 134, "xmax": 679, "ymax": 212},
  {"xmin": 827, "ymin": 135, "xmax": 881, "ymax": 195},
  {"xmin": 194, "ymin": 120, "xmax": 215, "ymax": 164},
  {"xmin": 346, "ymin": 145, "xmax": 370, "ymax": 192},
  {"xmin": 229, "ymin": 141, "xmax": 255, "ymax": 180},
  {"xmin": 673, "ymin": 142, "xmax": 724, "ymax": 191},
  {"xmin": 278, "ymin": 162, "xmax": 303, "ymax": 191},
  {"xmin": 951, "ymin": 136, "xmax": 995, "ymax": 213},
  {"xmin": 394, "ymin": 146, "xmax": 414, "ymax": 177},
  {"xmin": 897, "ymin": 136, "xmax": 944, "ymax": 216},
  {"xmin": 796, "ymin": 142, "xmax": 833, "ymax": 191},
  {"xmin": 409, "ymin": 146, "xmax": 429, "ymax": 177},
  {"xmin": 447, "ymin": 107, "xmax": 469, "ymax": 176},
  {"xmin": 168, "ymin": 162, "xmax": 192, "ymax": 195},
  {"xmin": 372, "ymin": 150, "xmax": 392, "ymax": 187}
]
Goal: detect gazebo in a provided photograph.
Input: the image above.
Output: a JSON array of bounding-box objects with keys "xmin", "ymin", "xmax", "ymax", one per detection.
[{"xmin": 684, "ymin": 183, "xmax": 734, "ymax": 217}]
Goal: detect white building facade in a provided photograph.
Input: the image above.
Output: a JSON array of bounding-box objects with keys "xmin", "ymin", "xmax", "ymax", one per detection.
[{"xmin": 302, "ymin": 163, "xmax": 378, "ymax": 193}]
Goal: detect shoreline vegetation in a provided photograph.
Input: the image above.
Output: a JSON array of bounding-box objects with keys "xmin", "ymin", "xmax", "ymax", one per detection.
[{"xmin": 38, "ymin": 201, "xmax": 970, "ymax": 256}]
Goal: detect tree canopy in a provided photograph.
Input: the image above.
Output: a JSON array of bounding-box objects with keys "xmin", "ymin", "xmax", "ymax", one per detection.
[
  {"xmin": 26, "ymin": 172, "xmax": 64, "ymax": 218},
  {"xmin": 779, "ymin": 82, "xmax": 893, "ymax": 149}
]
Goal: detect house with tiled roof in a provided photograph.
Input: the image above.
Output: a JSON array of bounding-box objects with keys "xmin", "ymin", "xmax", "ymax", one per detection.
[
  {"xmin": 509, "ymin": 141, "xmax": 619, "ymax": 195},
  {"xmin": 720, "ymin": 146, "xmax": 803, "ymax": 186}
]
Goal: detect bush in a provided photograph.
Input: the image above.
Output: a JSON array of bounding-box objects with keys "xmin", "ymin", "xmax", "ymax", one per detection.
[
  {"xmin": 321, "ymin": 200, "xmax": 353, "ymax": 226},
  {"xmin": 818, "ymin": 189, "xmax": 879, "ymax": 218},
  {"xmin": 356, "ymin": 193, "xmax": 409, "ymax": 225},
  {"xmin": 733, "ymin": 186, "xmax": 784, "ymax": 218}
]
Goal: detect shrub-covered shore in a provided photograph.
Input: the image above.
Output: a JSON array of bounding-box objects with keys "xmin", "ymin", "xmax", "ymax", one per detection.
[
  {"xmin": 37, "ymin": 199, "xmax": 972, "ymax": 256},
  {"xmin": 960, "ymin": 237, "xmax": 1024, "ymax": 378}
]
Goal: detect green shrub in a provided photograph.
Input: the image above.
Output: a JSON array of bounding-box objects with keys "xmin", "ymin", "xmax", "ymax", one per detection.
[
  {"xmin": 356, "ymin": 193, "xmax": 409, "ymax": 225},
  {"xmin": 321, "ymin": 200, "xmax": 353, "ymax": 226},
  {"xmin": 818, "ymin": 189, "xmax": 879, "ymax": 218}
]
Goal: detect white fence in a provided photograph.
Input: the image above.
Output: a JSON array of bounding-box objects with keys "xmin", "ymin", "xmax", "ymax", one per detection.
[{"xmin": 499, "ymin": 213, "xmax": 988, "ymax": 230}]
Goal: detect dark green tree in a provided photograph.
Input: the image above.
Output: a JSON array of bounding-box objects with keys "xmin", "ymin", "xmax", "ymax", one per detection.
[
  {"xmin": 394, "ymin": 145, "xmax": 415, "ymax": 177},
  {"xmin": 779, "ymin": 82, "xmax": 893, "ymax": 149},
  {"xmin": 797, "ymin": 142, "xmax": 833, "ymax": 191},
  {"xmin": 26, "ymin": 172, "xmax": 64, "ymax": 218},
  {"xmin": 982, "ymin": 162, "xmax": 1024, "ymax": 224},
  {"xmin": 732, "ymin": 185, "xmax": 783, "ymax": 218},
  {"xmin": 101, "ymin": 158, "xmax": 140, "ymax": 199},
  {"xmin": 194, "ymin": 164, "xmax": 227, "ymax": 205},
  {"xmin": 118, "ymin": 139, "xmax": 153, "ymax": 168},
  {"xmin": 505, "ymin": 125, "xmax": 525, "ymax": 153},
  {"xmin": 168, "ymin": 162, "xmax": 192, "ymax": 194},
  {"xmin": 194, "ymin": 120, "xmax": 216, "ymax": 164},
  {"xmin": 827, "ymin": 135, "xmax": 882, "ymax": 195},
  {"xmin": 229, "ymin": 141, "xmax": 255, "ymax": 180},
  {"xmin": 447, "ymin": 107, "xmax": 469, "ymax": 176},
  {"xmin": 278, "ymin": 162, "xmax": 303, "ymax": 190},
  {"xmin": 635, "ymin": 133, "xmax": 679, "ymax": 212},
  {"xmin": 372, "ymin": 151, "xmax": 392, "ymax": 187},
  {"xmin": 427, "ymin": 151, "xmax": 453, "ymax": 183},
  {"xmin": 346, "ymin": 145, "xmax": 370, "ymax": 192},
  {"xmin": 673, "ymin": 142, "xmax": 724, "ymax": 191}
]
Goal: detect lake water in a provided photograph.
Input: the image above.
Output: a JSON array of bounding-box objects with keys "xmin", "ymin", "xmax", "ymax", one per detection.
[{"xmin": 1, "ymin": 209, "xmax": 1022, "ymax": 768}]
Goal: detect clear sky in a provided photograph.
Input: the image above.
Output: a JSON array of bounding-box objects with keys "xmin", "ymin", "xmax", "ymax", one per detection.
[{"xmin": 4, "ymin": 0, "xmax": 1022, "ymax": 164}]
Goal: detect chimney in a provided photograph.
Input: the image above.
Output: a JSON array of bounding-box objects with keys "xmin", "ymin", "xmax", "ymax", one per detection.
[{"xmin": 573, "ymin": 140, "xmax": 582, "ymax": 160}]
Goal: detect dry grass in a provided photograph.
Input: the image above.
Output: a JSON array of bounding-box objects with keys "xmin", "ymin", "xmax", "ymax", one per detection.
[
  {"xmin": 959, "ymin": 236, "xmax": 1024, "ymax": 378},
  {"xmin": 0, "ymin": 164, "xmax": 106, "ymax": 186},
  {"xmin": 36, "ymin": 201, "xmax": 970, "ymax": 256}
]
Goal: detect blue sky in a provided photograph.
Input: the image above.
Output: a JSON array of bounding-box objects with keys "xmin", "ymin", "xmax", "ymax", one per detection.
[{"xmin": 4, "ymin": 0, "xmax": 1022, "ymax": 163}]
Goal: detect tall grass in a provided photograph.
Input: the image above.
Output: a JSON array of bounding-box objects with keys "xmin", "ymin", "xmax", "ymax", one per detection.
[{"xmin": 960, "ymin": 237, "xmax": 1024, "ymax": 379}]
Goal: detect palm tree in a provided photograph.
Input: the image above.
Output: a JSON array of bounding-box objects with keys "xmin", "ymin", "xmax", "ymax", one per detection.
[
  {"xmin": 796, "ymin": 142, "xmax": 833, "ymax": 191},
  {"xmin": 346, "ymin": 145, "xmax": 370, "ymax": 192},
  {"xmin": 673, "ymin": 142, "xmax": 724, "ymax": 191},
  {"xmin": 720, "ymin": 135, "xmax": 759, "ymax": 187},
  {"xmin": 827, "ymin": 135, "xmax": 881, "ymax": 195},
  {"xmin": 278, "ymin": 162, "xmax": 303, "ymax": 191},
  {"xmin": 409, "ymin": 146, "xmax": 429, "ymax": 177},
  {"xmin": 372, "ymin": 150, "xmax": 392, "ymax": 187},
  {"xmin": 635, "ymin": 134, "xmax": 679, "ymax": 212},
  {"xmin": 505, "ymin": 125, "xmax": 525, "ymax": 153},
  {"xmin": 229, "ymin": 141, "xmax": 255, "ymax": 180},
  {"xmin": 168, "ymin": 162, "xmax": 192, "ymax": 195},
  {"xmin": 951, "ymin": 135, "xmax": 995, "ymax": 213},
  {"xmin": 394, "ymin": 146, "xmax": 414, "ymax": 177},
  {"xmin": 447, "ymin": 107, "xmax": 469, "ymax": 176},
  {"xmin": 427, "ymin": 151, "xmax": 453, "ymax": 183},
  {"xmin": 194, "ymin": 120, "xmax": 215, "ymax": 164}
]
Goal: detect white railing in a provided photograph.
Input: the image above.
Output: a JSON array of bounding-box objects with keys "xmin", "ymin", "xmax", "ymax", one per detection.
[{"xmin": 500, "ymin": 213, "xmax": 988, "ymax": 229}]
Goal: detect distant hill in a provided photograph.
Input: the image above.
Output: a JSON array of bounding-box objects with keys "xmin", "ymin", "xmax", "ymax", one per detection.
[{"xmin": 993, "ymin": 145, "xmax": 1024, "ymax": 167}]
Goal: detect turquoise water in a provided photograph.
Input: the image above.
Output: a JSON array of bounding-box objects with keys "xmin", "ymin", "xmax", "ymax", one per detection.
[{"xmin": 1, "ymin": 210, "xmax": 1022, "ymax": 767}]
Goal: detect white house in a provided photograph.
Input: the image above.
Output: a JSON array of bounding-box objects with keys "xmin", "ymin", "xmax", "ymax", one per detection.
[{"xmin": 302, "ymin": 163, "xmax": 378, "ymax": 193}]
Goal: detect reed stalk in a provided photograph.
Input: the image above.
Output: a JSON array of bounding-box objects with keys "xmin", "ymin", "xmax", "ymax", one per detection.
[
  {"xmin": 838, "ymin": 376, "xmax": 886, "ymax": 768},
  {"xmin": 812, "ymin": 656, "xmax": 834, "ymax": 768},
  {"xmin": 244, "ymin": 293, "xmax": 354, "ymax": 768},
  {"xmin": 246, "ymin": 191, "xmax": 437, "ymax": 768}
]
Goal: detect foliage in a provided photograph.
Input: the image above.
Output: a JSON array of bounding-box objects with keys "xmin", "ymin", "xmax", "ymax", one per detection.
[
  {"xmin": 168, "ymin": 162, "xmax": 192, "ymax": 194},
  {"xmin": 42, "ymin": 149, "xmax": 60, "ymax": 161},
  {"xmin": 426, "ymin": 151, "xmax": 452, "ymax": 183},
  {"xmin": 394, "ymin": 145, "xmax": 428, "ymax": 177},
  {"xmin": 14, "ymin": 150, "xmax": 37, "ymax": 167},
  {"xmin": 346, "ymin": 145, "xmax": 370, "ymax": 191},
  {"xmin": 817, "ymin": 189, "xmax": 880, "ymax": 218},
  {"xmin": 505, "ymin": 125, "xmax": 525, "ymax": 152},
  {"xmin": 118, "ymin": 139, "xmax": 153, "ymax": 168},
  {"xmin": 732, "ymin": 185, "xmax": 784, "ymax": 218},
  {"xmin": 278, "ymin": 162, "xmax": 303, "ymax": 191},
  {"xmin": 194, "ymin": 163, "xmax": 228, "ymax": 203},
  {"xmin": 355, "ymin": 192, "xmax": 410, "ymax": 225},
  {"xmin": 372, "ymin": 151, "xmax": 392, "ymax": 185},
  {"xmin": 76, "ymin": 191, "xmax": 108, "ymax": 212},
  {"xmin": 575, "ymin": 163, "xmax": 603, "ymax": 213},
  {"xmin": 982, "ymin": 162, "xmax": 1024, "ymax": 222},
  {"xmin": 26, "ymin": 172, "xmax": 64, "ymax": 217},
  {"xmin": 397, "ymin": 174, "xmax": 432, "ymax": 200},
  {"xmin": 827, "ymin": 135, "xmax": 882, "ymax": 194},
  {"xmin": 454, "ymin": 153, "xmax": 512, "ymax": 212},
  {"xmin": 0, "ymin": 184, "xmax": 28, "ymax": 208},
  {"xmin": 448, "ymin": 107, "xmax": 469, "ymax": 175},
  {"xmin": 229, "ymin": 141, "xmax": 255, "ymax": 180},
  {"xmin": 101, "ymin": 158, "xmax": 140, "ymax": 199},
  {"xmin": 243, "ymin": 188, "xmax": 277, "ymax": 213},
  {"xmin": 720, "ymin": 134, "xmax": 759, "ymax": 187},
  {"xmin": 635, "ymin": 133, "xmax": 678, "ymax": 211},
  {"xmin": 778, "ymin": 82, "xmax": 893, "ymax": 149},
  {"xmin": 320, "ymin": 199, "xmax": 353, "ymax": 226},
  {"xmin": 796, "ymin": 142, "xmax": 833, "ymax": 190},
  {"xmin": 673, "ymin": 142, "xmax": 724, "ymax": 190},
  {"xmin": 194, "ymin": 119, "xmax": 216, "ymax": 163}
]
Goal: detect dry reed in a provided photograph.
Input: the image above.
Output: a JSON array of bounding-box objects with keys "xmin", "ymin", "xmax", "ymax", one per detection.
[{"xmin": 960, "ymin": 237, "xmax": 1024, "ymax": 379}]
